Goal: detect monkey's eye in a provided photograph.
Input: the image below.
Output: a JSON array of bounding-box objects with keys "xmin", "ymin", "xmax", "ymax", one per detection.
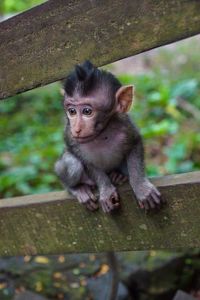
[
  {"xmin": 67, "ymin": 107, "xmax": 77, "ymax": 116},
  {"xmin": 82, "ymin": 107, "xmax": 93, "ymax": 116}
]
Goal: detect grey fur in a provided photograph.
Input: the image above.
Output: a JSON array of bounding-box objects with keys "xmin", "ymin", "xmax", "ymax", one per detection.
[
  {"xmin": 55, "ymin": 65, "xmax": 163, "ymax": 212},
  {"xmin": 55, "ymin": 113, "xmax": 163, "ymax": 212}
]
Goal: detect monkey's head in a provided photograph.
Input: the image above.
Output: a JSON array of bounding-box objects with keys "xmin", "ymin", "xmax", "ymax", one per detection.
[{"xmin": 63, "ymin": 60, "xmax": 134, "ymax": 143}]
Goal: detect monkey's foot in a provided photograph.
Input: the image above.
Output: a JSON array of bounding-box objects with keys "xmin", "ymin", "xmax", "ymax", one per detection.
[
  {"xmin": 100, "ymin": 186, "xmax": 120, "ymax": 213},
  {"xmin": 72, "ymin": 185, "xmax": 98, "ymax": 211},
  {"xmin": 136, "ymin": 180, "xmax": 164, "ymax": 210},
  {"xmin": 109, "ymin": 171, "xmax": 128, "ymax": 185}
]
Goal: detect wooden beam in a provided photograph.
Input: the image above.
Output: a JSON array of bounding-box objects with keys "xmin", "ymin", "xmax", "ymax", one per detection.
[
  {"xmin": 1, "ymin": 0, "xmax": 200, "ymax": 99},
  {"xmin": 0, "ymin": 172, "xmax": 199, "ymax": 256}
]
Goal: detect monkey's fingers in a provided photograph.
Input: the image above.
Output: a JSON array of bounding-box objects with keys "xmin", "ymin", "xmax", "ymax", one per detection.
[
  {"xmin": 138, "ymin": 202, "xmax": 144, "ymax": 209},
  {"xmin": 147, "ymin": 197, "xmax": 156, "ymax": 209},
  {"xmin": 100, "ymin": 199, "xmax": 119, "ymax": 213},
  {"xmin": 100, "ymin": 200, "xmax": 111, "ymax": 213},
  {"xmin": 151, "ymin": 191, "xmax": 160, "ymax": 204},
  {"xmin": 110, "ymin": 172, "xmax": 128, "ymax": 185},
  {"xmin": 142, "ymin": 200, "xmax": 150, "ymax": 210},
  {"xmin": 154, "ymin": 186, "xmax": 161, "ymax": 197},
  {"xmin": 78, "ymin": 185, "xmax": 96, "ymax": 202},
  {"xmin": 140, "ymin": 189, "xmax": 164, "ymax": 211},
  {"xmin": 109, "ymin": 172, "xmax": 118, "ymax": 184},
  {"xmin": 138, "ymin": 197, "xmax": 152, "ymax": 210},
  {"xmin": 160, "ymin": 193, "xmax": 167, "ymax": 204},
  {"xmin": 109, "ymin": 202, "xmax": 120, "ymax": 211},
  {"xmin": 150, "ymin": 188, "xmax": 166, "ymax": 209},
  {"xmin": 85, "ymin": 200, "xmax": 99, "ymax": 211},
  {"xmin": 99, "ymin": 188, "xmax": 120, "ymax": 213},
  {"xmin": 120, "ymin": 175, "xmax": 128, "ymax": 184},
  {"xmin": 84, "ymin": 186, "xmax": 97, "ymax": 202},
  {"xmin": 78, "ymin": 186, "xmax": 98, "ymax": 211},
  {"xmin": 77, "ymin": 193, "xmax": 89, "ymax": 204},
  {"xmin": 115, "ymin": 174, "xmax": 128, "ymax": 185},
  {"xmin": 77, "ymin": 194, "xmax": 97, "ymax": 211},
  {"xmin": 142, "ymin": 194, "xmax": 159, "ymax": 210},
  {"xmin": 110, "ymin": 189, "xmax": 120, "ymax": 203}
]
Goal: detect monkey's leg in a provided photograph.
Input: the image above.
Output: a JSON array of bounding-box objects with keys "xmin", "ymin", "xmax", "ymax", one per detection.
[
  {"xmin": 127, "ymin": 138, "xmax": 163, "ymax": 210},
  {"xmin": 55, "ymin": 152, "xmax": 98, "ymax": 211},
  {"xmin": 88, "ymin": 167, "xmax": 120, "ymax": 213}
]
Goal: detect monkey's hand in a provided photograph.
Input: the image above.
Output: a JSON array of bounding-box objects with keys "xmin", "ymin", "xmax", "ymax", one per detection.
[
  {"xmin": 70, "ymin": 185, "xmax": 98, "ymax": 211},
  {"xmin": 134, "ymin": 179, "xmax": 162, "ymax": 210},
  {"xmin": 99, "ymin": 186, "xmax": 120, "ymax": 213}
]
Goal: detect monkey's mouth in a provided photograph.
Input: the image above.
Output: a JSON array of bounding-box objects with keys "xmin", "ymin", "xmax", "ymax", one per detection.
[
  {"xmin": 72, "ymin": 127, "xmax": 105, "ymax": 143},
  {"xmin": 72, "ymin": 135, "xmax": 96, "ymax": 143}
]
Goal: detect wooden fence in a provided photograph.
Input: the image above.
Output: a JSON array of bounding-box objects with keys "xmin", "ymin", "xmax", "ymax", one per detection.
[{"xmin": 0, "ymin": 0, "xmax": 200, "ymax": 256}]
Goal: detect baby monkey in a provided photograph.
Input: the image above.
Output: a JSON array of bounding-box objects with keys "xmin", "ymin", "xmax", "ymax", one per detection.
[{"xmin": 55, "ymin": 61, "xmax": 163, "ymax": 212}]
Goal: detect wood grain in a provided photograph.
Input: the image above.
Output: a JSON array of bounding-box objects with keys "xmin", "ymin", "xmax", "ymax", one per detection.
[
  {"xmin": 0, "ymin": 172, "xmax": 199, "ymax": 256},
  {"xmin": 1, "ymin": 0, "xmax": 200, "ymax": 99}
]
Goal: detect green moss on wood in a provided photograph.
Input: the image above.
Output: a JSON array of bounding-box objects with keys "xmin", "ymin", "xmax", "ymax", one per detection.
[{"xmin": 0, "ymin": 172, "xmax": 199, "ymax": 256}]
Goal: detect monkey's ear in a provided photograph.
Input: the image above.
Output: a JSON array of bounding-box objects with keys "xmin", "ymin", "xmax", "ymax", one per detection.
[
  {"xmin": 116, "ymin": 85, "xmax": 134, "ymax": 113},
  {"xmin": 60, "ymin": 88, "xmax": 65, "ymax": 96}
]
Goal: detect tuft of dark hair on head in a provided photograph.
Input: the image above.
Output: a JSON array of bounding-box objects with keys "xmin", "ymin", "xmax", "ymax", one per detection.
[
  {"xmin": 64, "ymin": 60, "xmax": 95, "ymax": 96},
  {"xmin": 75, "ymin": 65, "xmax": 86, "ymax": 81},
  {"xmin": 75, "ymin": 60, "xmax": 95, "ymax": 81},
  {"xmin": 64, "ymin": 60, "xmax": 121, "ymax": 98},
  {"xmin": 82, "ymin": 60, "xmax": 94, "ymax": 71},
  {"xmin": 63, "ymin": 72, "xmax": 76, "ymax": 97}
]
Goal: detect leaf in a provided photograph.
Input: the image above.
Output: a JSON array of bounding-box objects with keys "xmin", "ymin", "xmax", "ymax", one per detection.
[
  {"xmin": 96, "ymin": 264, "xmax": 109, "ymax": 277},
  {"xmin": 35, "ymin": 281, "xmax": 43, "ymax": 292},
  {"xmin": 34, "ymin": 256, "xmax": 49, "ymax": 264},
  {"xmin": 172, "ymin": 79, "xmax": 199, "ymax": 99}
]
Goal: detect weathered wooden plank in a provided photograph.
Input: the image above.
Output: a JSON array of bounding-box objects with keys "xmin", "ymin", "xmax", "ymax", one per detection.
[
  {"xmin": 0, "ymin": 171, "xmax": 199, "ymax": 256},
  {"xmin": 1, "ymin": 0, "xmax": 200, "ymax": 100}
]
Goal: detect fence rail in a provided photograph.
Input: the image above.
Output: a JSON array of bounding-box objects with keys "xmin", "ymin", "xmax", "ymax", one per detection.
[
  {"xmin": 0, "ymin": 172, "xmax": 199, "ymax": 256},
  {"xmin": 1, "ymin": 0, "xmax": 200, "ymax": 99}
]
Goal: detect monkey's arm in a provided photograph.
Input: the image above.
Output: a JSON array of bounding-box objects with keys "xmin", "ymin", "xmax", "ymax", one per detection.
[
  {"xmin": 87, "ymin": 166, "xmax": 120, "ymax": 213},
  {"xmin": 127, "ymin": 136, "xmax": 162, "ymax": 209},
  {"xmin": 55, "ymin": 151, "xmax": 98, "ymax": 211}
]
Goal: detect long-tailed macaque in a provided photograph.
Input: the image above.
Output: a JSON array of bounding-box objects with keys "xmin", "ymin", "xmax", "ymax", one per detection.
[{"xmin": 55, "ymin": 61, "xmax": 163, "ymax": 212}]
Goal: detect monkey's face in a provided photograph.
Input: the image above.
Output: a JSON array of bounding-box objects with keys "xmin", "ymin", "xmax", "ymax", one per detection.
[
  {"xmin": 64, "ymin": 85, "xmax": 134, "ymax": 144},
  {"xmin": 64, "ymin": 96, "xmax": 104, "ymax": 143}
]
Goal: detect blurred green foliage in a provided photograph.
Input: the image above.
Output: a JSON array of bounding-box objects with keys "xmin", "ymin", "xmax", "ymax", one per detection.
[
  {"xmin": 0, "ymin": 0, "xmax": 44, "ymax": 14},
  {"xmin": 0, "ymin": 84, "xmax": 63, "ymax": 197},
  {"xmin": 119, "ymin": 72, "xmax": 200, "ymax": 175},
  {"xmin": 0, "ymin": 38, "xmax": 200, "ymax": 198}
]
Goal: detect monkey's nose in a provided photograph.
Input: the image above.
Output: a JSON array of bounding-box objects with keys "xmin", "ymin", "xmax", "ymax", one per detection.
[{"xmin": 75, "ymin": 128, "xmax": 81, "ymax": 134}]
